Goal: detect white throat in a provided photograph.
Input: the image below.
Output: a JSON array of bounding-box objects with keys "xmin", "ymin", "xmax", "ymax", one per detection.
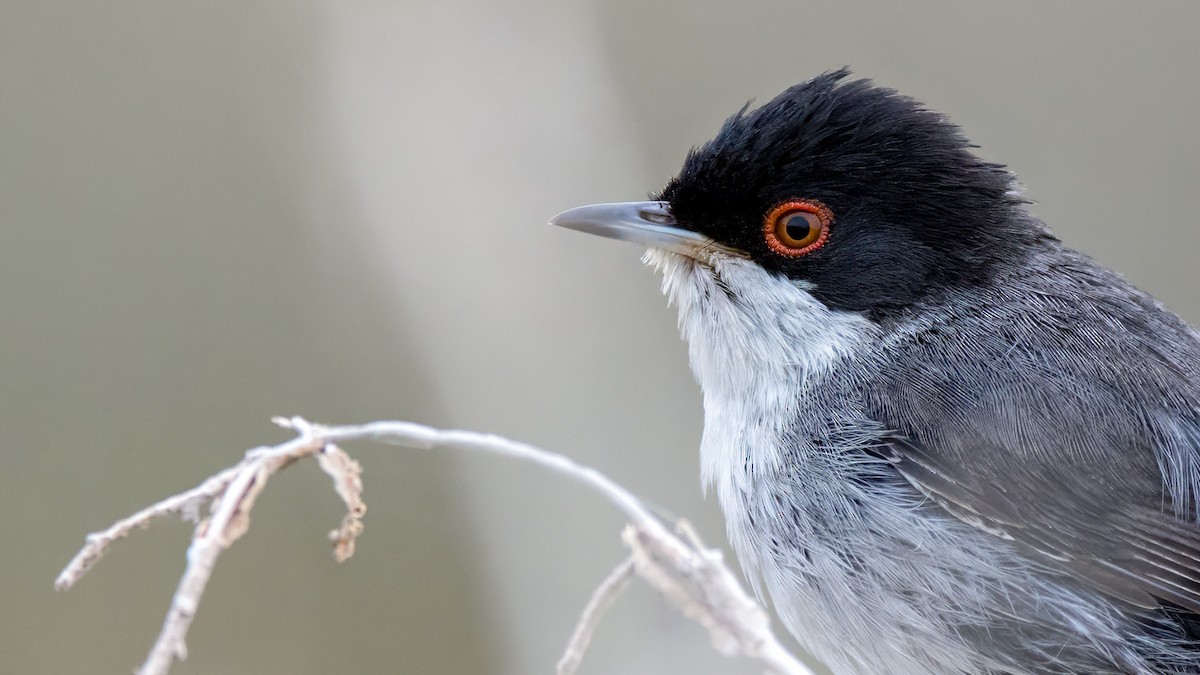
[{"xmin": 642, "ymin": 248, "xmax": 875, "ymax": 497}]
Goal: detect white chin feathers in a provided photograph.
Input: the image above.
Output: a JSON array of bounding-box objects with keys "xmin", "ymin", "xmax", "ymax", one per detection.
[
  {"xmin": 640, "ymin": 246, "xmax": 871, "ymax": 365},
  {"xmin": 641, "ymin": 246, "xmax": 875, "ymax": 492}
]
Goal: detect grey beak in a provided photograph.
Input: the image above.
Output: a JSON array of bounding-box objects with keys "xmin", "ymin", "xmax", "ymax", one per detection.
[{"xmin": 550, "ymin": 201, "xmax": 739, "ymax": 257}]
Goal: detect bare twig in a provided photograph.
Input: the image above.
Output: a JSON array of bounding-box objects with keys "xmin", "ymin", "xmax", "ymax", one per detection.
[
  {"xmin": 57, "ymin": 417, "xmax": 813, "ymax": 675},
  {"xmin": 54, "ymin": 465, "xmax": 242, "ymax": 590},
  {"xmin": 557, "ymin": 557, "xmax": 637, "ymax": 675}
]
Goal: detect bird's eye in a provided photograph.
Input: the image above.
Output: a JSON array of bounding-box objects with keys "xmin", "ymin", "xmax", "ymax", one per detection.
[{"xmin": 764, "ymin": 200, "xmax": 832, "ymax": 257}]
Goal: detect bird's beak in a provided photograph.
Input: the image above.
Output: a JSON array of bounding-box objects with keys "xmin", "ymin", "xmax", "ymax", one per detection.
[{"xmin": 550, "ymin": 201, "xmax": 743, "ymax": 259}]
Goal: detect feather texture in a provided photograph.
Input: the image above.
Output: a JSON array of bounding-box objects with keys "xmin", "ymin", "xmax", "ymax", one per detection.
[{"xmin": 637, "ymin": 70, "xmax": 1200, "ymax": 673}]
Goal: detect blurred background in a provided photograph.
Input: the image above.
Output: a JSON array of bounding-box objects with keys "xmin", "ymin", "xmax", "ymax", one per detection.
[{"xmin": 4, "ymin": 1, "xmax": 1199, "ymax": 673}]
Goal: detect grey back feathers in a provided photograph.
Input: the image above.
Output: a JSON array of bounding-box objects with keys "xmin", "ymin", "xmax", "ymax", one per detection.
[{"xmin": 867, "ymin": 237, "xmax": 1200, "ymax": 616}]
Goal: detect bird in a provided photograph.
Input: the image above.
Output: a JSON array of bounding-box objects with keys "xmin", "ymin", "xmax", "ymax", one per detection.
[{"xmin": 550, "ymin": 69, "xmax": 1200, "ymax": 674}]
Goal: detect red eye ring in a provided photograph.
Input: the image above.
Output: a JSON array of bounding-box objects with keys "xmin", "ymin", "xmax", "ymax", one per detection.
[{"xmin": 764, "ymin": 199, "xmax": 833, "ymax": 257}]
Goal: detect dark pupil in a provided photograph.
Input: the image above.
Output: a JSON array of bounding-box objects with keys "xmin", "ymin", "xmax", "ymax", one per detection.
[{"xmin": 784, "ymin": 213, "xmax": 811, "ymax": 241}]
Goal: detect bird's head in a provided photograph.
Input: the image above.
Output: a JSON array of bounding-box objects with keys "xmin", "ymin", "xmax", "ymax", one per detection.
[{"xmin": 553, "ymin": 70, "xmax": 1042, "ymax": 323}]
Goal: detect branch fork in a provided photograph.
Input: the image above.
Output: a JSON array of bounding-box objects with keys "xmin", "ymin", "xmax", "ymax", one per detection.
[{"xmin": 57, "ymin": 417, "xmax": 813, "ymax": 675}]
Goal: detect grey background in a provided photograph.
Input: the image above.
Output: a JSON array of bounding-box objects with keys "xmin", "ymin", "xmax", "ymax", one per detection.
[{"xmin": 4, "ymin": 2, "xmax": 1198, "ymax": 673}]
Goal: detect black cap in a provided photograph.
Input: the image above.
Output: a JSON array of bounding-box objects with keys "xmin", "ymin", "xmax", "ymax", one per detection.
[{"xmin": 657, "ymin": 69, "xmax": 1046, "ymax": 320}]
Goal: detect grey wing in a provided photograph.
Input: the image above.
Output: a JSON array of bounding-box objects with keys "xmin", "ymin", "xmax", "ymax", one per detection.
[
  {"xmin": 854, "ymin": 247, "xmax": 1200, "ymax": 614},
  {"xmin": 863, "ymin": 295, "xmax": 1200, "ymax": 614},
  {"xmin": 879, "ymin": 431, "xmax": 1200, "ymax": 613}
]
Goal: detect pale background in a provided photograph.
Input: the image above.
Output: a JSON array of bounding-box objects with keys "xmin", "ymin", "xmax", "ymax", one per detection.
[{"xmin": 4, "ymin": 2, "xmax": 1199, "ymax": 673}]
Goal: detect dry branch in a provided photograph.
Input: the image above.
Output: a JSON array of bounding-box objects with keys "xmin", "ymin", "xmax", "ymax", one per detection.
[
  {"xmin": 57, "ymin": 417, "xmax": 813, "ymax": 675},
  {"xmin": 557, "ymin": 556, "xmax": 636, "ymax": 675}
]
